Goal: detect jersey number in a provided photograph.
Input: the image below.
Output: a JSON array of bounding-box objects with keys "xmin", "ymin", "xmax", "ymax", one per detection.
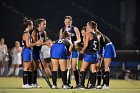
[{"xmin": 93, "ymin": 41, "xmax": 98, "ymax": 50}]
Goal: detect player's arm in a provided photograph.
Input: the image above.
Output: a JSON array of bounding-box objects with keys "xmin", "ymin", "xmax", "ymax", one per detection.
[
  {"xmin": 67, "ymin": 38, "xmax": 73, "ymax": 53},
  {"xmin": 31, "ymin": 31, "xmax": 37, "ymax": 43},
  {"xmin": 80, "ymin": 33, "xmax": 90, "ymax": 54},
  {"xmin": 74, "ymin": 27, "xmax": 81, "ymax": 45},
  {"xmin": 41, "ymin": 31, "xmax": 48, "ymax": 45},
  {"xmin": 59, "ymin": 28, "xmax": 63, "ymax": 39},
  {"xmin": 24, "ymin": 33, "xmax": 40, "ymax": 47}
]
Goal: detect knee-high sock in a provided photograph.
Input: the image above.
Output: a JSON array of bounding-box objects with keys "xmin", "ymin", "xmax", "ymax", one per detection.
[
  {"xmin": 28, "ymin": 71, "xmax": 32, "ymax": 85},
  {"xmin": 89, "ymin": 72, "xmax": 96, "ymax": 86},
  {"xmin": 32, "ymin": 70, "xmax": 37, "ymax": 84},
  {"xmin": 74, "ymin": 70, "xmax": 79, "ymax": 85},
  {"xmin": 23, "ymin": 71, "xmax": 28, "ymax": 85},
  {"xmin": 80, "ymin": 71, "xmax": 86, "ymax": 86},
  {"xmin": 104, "ymin": 71, "xmax": 109, "ymax": 86},
  {"xmin": 52, "ymin": 71, "xmax": 57, "ymax": 86},
  {"xmin": 97, "ymin": 70, "xmax": 102, "ymax": 85},
  {"xmin": 61, "ymin": 71, "xmax": 67, "ymax": 85}
]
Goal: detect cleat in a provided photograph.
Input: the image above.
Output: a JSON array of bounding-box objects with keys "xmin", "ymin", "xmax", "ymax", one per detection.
[
  {"xmin": 62, "ymin": 85, "xmax": 73, "ymax": 89},
  {"xmin": 22, "ymin": 84, "xmax": 33, "ymax": 88},
  {"xmin": 102, "ymin": 85, "xmax": 110, "ymax": 89},
  {"xmin": 32, "ymin": 84, "xmax": 42, "ymax": 88},
  {"xmin": 88, "ymin": 84, "xmax": 96, "ymax": 89},
  {"xmin": 79, "ymin": 85, "xmax": 85, "ymax": 89},
  {"xmin": 74, "ymin": 84, "xmax": 81, "ymax": 89},
  {"xmin": 96, "ymin": 85, "xmax": 102, "ymax": 89},
  {"xmin": 52, "ymin": 85, "xmax": 58, "ymax": 89}
]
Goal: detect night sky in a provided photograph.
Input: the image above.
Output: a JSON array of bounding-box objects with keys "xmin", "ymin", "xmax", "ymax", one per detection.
[{"xmin": 0, "ymin": 0, "xmax": 139, "ymax": 49}]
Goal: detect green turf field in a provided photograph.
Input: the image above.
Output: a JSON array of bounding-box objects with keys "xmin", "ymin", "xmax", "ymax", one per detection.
[{"xmin": 0, "ymin": 77, "xmax": 140, "ymax": 93}]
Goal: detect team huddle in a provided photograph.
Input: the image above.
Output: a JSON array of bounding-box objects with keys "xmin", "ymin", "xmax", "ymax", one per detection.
[{"xmin": 21, "ymin": 16, "xmax": 116, "ymax": 89}]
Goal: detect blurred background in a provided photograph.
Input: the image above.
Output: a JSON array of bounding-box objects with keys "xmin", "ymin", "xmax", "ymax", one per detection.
[{"xmin": 0, "ymin": 0, "xmax": 140, "ymax": 80}]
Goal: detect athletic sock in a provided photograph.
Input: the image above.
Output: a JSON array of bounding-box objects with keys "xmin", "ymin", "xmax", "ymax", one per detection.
[
  {"xmin": 61, "ymin": 71, "xmax": 67, "ymax": 85},
  {"xmin": 80, "ymin": 71, "xmax": 86, "ymax": 86},
  {"xmin": 23, "ymin": 71, "xmax": 28, "ymax": 85},
  {"xmin": 105, "ymin": 71, "xmax": 109, "ymax": 86},
  {"xmin": 52, "ymin": 71, "xmax": 57, "ymax": 86},
  {"xmin": 97, "ymin": 70, "xmax": 101, "ymax": 85},
  {"xmin": 102, "ymin": 70, "xmax": 105, "ymax": 86},
  {"xmin": 74, "ymin": 70, "xmax": 79, "ymax": 85},
  {"xmin": 32, "ymin": 70, "xmax": 37, "ymax": 84},
  {"xmin": 28, "ymin": 71, "xmax": 32, "ymax": 85},
  {"xmin": 89, "ymin": 72, "xmax": 96, "ymax": 86},
  {"xmin": 15, "ymin": 67, "xmax": 19, "ymax": 76}
]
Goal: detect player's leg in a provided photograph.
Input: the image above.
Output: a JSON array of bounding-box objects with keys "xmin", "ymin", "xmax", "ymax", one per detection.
[
  {"xmin": 102, "ymin": 58, "xmax": 111, "ymax": 89},
  {"xmin": 22, "ymin": 62, "xmax": 33, "ymax": 88},
  {"xmin": 71, "ymin": 51, "xmax": 80, "ymax": 88},
  {"xmin": 88, "ymin": 63, "xmax": 97, "ymax": 89},
  {"xmin": 32, "ymin": 59, "xmax": 40, "ymax": 88},
  {"xmin": 51, "ymin": 58, "xmax": 59, "ymax": 89},
  {"xmin": 80, "ymin": 60, "xmax": 89, "ymax": 89},
  {"xmin": 59, "ymin": 59, "xmax": 71, "ymax": 89}
]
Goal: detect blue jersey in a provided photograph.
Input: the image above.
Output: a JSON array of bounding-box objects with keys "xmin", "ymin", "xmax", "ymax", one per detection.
[
  {"xmin": 21, "ymin": 31, "xmax": 33, "ymax": 62},
  {"xmin": 51, "ymin": 39, "xmax": 70, "ymax": 59}
]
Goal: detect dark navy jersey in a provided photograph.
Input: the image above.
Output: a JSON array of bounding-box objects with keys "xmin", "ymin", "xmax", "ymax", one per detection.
[
  {"xmin": 22, "ymin": 31, "xmax": 32, "ymax": 48},
  {"xmin": 62, "ymin": 26, "xmax": 77, "ymax": 42},
  {"xmin": 32, "ymin": 30, "xmax": 46, "ymax": 51},
  {"xmin": 85, "ymin": 32, "xmax": 100, "ymax": 54}
]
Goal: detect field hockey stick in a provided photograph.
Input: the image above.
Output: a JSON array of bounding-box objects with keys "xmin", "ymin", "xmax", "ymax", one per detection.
[
  {"xmin": 98, "ymin": 57, "xmax": 104, "ymax": 72},
  {"xmin": 86, "ymin": 63, "xmax": 91, "ymax": 89},
  {"xmin": 67, "ymin": 53, "xmax": 72, "ymax": 85},
  {"xmin": 38, "ymin": 59, "xmax": 52, "ymax": 88}
]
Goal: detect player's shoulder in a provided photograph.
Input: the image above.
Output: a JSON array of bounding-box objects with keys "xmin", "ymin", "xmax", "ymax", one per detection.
[{"xmin": 73, "ymin": 26, "xmax": 80, "ymax": 34}]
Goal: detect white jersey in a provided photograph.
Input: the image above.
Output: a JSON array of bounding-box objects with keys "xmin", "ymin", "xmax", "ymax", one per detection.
[
  {"xmin": 41, "ymin": 45, "xmax": 50, "ymax": 59},
  {"xmin": 11, "ymin": 47, "xmax": 22, "ymax": 65},
  {"xmin": 0, "ymin": 44, "xmax": 7, "ymax": 62}
]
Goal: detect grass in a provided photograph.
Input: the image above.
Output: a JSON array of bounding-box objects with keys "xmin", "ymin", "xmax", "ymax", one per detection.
[{"xmin": 0, "ymin": 77, "xmax": 140, "ymax": 93}]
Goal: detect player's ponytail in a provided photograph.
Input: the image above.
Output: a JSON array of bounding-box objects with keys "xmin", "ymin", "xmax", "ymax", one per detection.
[
  {"xmin": 23, "ymin": 18, "xmax": 32, "ymax": 30},
  {"xmin": 62, "ymin": 31, "xmax": 71, "ymax": 39},
  {"xmin": 87, "ymin": 21, "xmax": 98, "ymax": 32}
]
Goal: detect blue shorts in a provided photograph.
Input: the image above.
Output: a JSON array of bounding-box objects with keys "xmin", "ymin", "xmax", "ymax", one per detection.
[
  {"xmin": 32, "ymin": 50, "xmax": 40, "ymax": 61},
  {"xmin": 83, "ymin": 53, "xmax": 98, "ymax": 64},
  {"xmin": 51, "ymin": 43, "xmax": 67, "ymax": 59},
  {"xmin": 103, "ymin": 43, "xmax": 116, "ymax": 58},
  {"xmin": 22, "ymin": 48, "xmax": 32, "ymax": 62},
  {"xmin": 67, "ymin": 51, "xmax": 79, "ymax": 59}
]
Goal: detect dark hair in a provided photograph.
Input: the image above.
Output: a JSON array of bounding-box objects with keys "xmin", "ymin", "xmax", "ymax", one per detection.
[
  {"xmin": 87, "ymin": 21, "xmax": 97, "ymax": 31},
  {"xmin": 24, "ymin": 18, "xmax": 32, "ymax": 30},
  {"xmin": 34, "ymin": 18, "xmax": 46, "ymax": 28},
  {"xmin": 62, "ymin": 31, "xmax": 71, "ymax": 39},
  {"xmin": 81, "ymin": 26, "xmax": 87, "ymax": 32},
  {"xmin": 64, "ymin": 16, "xmax": 72, "ymax": 21}
]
